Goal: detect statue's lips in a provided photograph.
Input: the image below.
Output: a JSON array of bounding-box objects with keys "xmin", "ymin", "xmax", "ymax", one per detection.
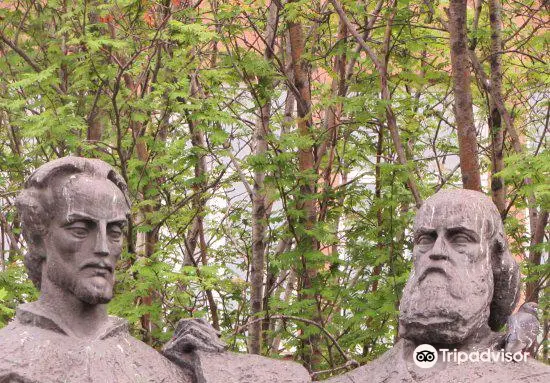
[
  {"xmin": 404, "ymin": 317, "xmax": 456, "ymax": 326},
  {"xmin": 402, "ymin": 309, "xmax": 463, "ymax": 324},
  {"xmin": 418, "ymin": 266, "xmax": 450, "ymax": 283},
  {"xmin": 81, "ymin": 263, "xmax": 114, "ymax": 276}
]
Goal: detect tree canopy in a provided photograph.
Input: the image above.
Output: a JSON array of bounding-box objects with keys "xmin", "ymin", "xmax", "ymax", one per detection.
[{"xmin": 0, "ymin": 0, "xmax": 548, "ymax": 377}]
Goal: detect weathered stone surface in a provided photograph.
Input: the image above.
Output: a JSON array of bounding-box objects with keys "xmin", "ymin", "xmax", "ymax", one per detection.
[
  {"xmin": 0, "ymin": 157, "xmax": 193, "ymax": 383},
  {"xmin": 170, "ymin": 350, "xmax": 311, "ymax": 383},
  {"xmin": 163, "ymin": 318, "xmax": 311, "ymax": 383},
  {"xmin": 399, "ymin": 189, "xmax": 519, "ymax": 343},
  {"xmin": 323, "ymin": 189, "xmax": 549, "ymax": 383},
  {"xmin": 0, "ymin": 303, "xmax": 191, "ymax": 383},
  {"xmin": 163, "ymin": 318, "xmax": 228, "ymax": 354},
  {"xmin": 325, "ymin": 339, "xmax": 550, "ymax": 383}
]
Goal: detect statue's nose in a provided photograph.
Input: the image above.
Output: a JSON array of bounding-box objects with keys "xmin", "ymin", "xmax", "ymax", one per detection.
[
  {"xmin": 94, "ymin": 225, "xmax": 109, "ymax": 256},
  {"xmin": 428, "ymin": 236, "xmax": 449, "ymax": 261}
]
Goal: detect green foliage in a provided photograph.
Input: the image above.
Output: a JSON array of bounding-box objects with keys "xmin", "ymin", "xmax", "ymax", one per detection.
[
  {"xmin": 0, "ymin": 0, "xmax": 547, "ymax": 374},
  {"xmin": 0, "ymin": 258, "xmax": 39, "ymax": 328},
  {"xmin": 499, "ymin": 152, "xmax": 550, "ymax": 209}
]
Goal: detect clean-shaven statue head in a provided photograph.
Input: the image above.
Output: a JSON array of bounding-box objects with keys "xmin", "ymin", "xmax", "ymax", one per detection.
[{"xmin": 398, "ymin": 189, "xmax": 520, "ymax": 347}]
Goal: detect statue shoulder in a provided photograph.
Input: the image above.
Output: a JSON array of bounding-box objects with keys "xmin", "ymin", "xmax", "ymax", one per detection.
[
  {"xmin": 322, "ymin": 344, "xmax": 405, "ymax": 383},
  {"xmin": 188, "ymin": 350, "xmax": 311, "ymax": 383}
]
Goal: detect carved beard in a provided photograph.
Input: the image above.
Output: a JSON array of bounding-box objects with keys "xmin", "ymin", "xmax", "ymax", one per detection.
[
  {"xmin": 398, "ymin": 267, "xmax": 492, "ymax": 345},
  {"xmin": 46, "ymin": 264, "xmax": 113, "ymax": 305},
  {"xmin": 72, "ymin": 278, "xmax": 113, "ymax": 305}
]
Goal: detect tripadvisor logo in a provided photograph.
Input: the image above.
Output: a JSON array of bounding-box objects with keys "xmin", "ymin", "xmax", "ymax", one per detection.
[
  {"xmin": 413, "ymin": 344, "xmax": 438, "ymax": 368},
  {"xmin": 413, "ymin": 344, "xmax": 529, "ymax": 368}
]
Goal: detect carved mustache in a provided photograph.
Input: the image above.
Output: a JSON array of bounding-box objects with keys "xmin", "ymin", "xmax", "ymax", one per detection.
[
  {"xmin": 417, "ymin": 266, "xmax": 454, "ymax": 283},
  {"xmin": 412, "ymin": 264, "xmax": 466, "ymax": 300},
  {"xmin": 80, "ymin": 261, "xmax": 114, "ymax": 274}
]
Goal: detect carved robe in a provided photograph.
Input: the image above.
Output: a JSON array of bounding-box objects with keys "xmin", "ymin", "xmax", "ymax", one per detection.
[
  {"xmin": 0, "ymin": 302, "xmax": 192, "ymax": 383},
  {"xmin": 324, "ymin": 339, "xmax": 550, "ymax": 383}
]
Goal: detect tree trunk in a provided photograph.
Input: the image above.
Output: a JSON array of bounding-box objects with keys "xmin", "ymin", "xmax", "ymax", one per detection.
[
  {"xmin": 270, "ymin": 269, "xmax": 296, "ymax": 354},
  {"xmin": 488, "ymin": 0, "xmax": 506, "ymax": 213},
  {"xmin": 288, "ymin": 1, "xmax": 322, "ymax": 369},
  {"xmin": 132, "ymin": 117, "xmax": 166, "ymax": 345},
  {"xmin": 316, "ymin": 13, "xmax": 346, "ymax": 175},
  {"xmin": 448, "ymin": 0, "xmax": 482, "ymax": 191},
  {"xmin": 262, "ymin": 238, "xmax": 291, "ymax": 350},
  {"xmin": 249, "ymin": 0, "xmax": 279, "ymax": 355},
  {"xmin": 525, "ymin": 211, "xmax": 549, "ymax": 302},
  {"xmin": 186, "ymin": 74, "xmax": 220, "ymax": 330}
]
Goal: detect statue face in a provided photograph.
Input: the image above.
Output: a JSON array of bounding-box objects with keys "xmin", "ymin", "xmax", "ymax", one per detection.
[
  {"xmin": 42, "ymin": 175, "xmax": 128, "ymax": 304},
  {"xmin": 399, "ymin": 200, "xmax": 494, "ymax": 344}
]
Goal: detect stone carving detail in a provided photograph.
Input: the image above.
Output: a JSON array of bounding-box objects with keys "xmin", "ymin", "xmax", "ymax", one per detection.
[
  {"xmin": 163, "ymin": 318, "xmax": 311, "ymax": 383},
  {"xmin": 0, "ymin": 157, "xmax": 192, "ymax": 383},
  {"xmin": 1, "ymin": 158, "xmax": 546, "ymax": 382},
  {"xmin": 0, "ymin": 156, "xmax": 310, "ymax": 383},
  {"xmin": 399, "ymin": 189, "xmax": 520, "ymax": 346},
  {"xmin": 325, "ymin": 189, "xmax": 549, "ymax": 383}
]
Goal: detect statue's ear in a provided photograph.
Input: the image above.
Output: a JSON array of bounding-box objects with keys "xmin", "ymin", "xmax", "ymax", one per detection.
[
  {"xmin": 17, "ymin": 188, "xmax": 49, "ymax": 289},
  {"xmin": 23, "ymin": 234, "xmax": 47, "ymax": 289},
  {"xmin": 489, "ymin": 236, "xmax": 520, "ymax": 331}
]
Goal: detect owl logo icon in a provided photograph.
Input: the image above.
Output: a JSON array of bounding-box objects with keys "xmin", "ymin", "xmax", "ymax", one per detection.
[{"xmin": 413, "ymin": 344, "xmax": 438, "ymax": 368}]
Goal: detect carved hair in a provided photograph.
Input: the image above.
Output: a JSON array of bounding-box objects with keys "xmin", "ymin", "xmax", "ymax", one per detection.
[
  {"xmin": 414, "ymin": 189, "xmax": 520, "ymax": 330},
  {"xmin": 15, "ymin": 157, "xmax": 130, "ymax": 288}
]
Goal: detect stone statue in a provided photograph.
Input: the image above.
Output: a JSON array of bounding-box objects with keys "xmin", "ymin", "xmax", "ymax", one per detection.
[
  {"xmin": 325, "ymin": 189, "xmax": 550, "ymax": 383},
  {"xmin": 162, "ymin": 312, "xmax": 310, "ymax": 383},
  {"xmin": 0, "ymin": 156, "xmax": 310, "ymax": 383},
  {"xmin": 0, "ymin": 157, "xmax": 193, "ymax": 382},
  {"xmin": 8, "ymin": 158, "xmax": 544, "ymax": 383}
]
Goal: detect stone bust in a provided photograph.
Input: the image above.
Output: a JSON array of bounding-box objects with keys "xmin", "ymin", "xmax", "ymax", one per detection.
[
  {"xmin": 0, "ymin": 157, "xmax": 193, "ymax": 382},
  {"xmin": 0, "ymin": 156, "xmax": 310, "ymax": 383},
  {"xmin": 399, "ymin": 189, "xmax": 519, "ymax": 349},
  {"xmin": 326, "ymin": 189, "xmax": 550, "ymax": 383}
]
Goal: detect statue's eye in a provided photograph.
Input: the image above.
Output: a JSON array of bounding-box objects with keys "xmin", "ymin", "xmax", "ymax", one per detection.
[
  {"xmin": 66, "ymin": 222, "xmax": 90, "ymax": 238},
  {"xmin": 417, "ymin": 235, "xmax": 434, "ymax": 245},
  {"xmin": 108, "ymin": 225, "xmax": 123, "ymax": 240},
  {"xmin": 451, "ymin": 234, "xmax": 472, "ymax": 244}
]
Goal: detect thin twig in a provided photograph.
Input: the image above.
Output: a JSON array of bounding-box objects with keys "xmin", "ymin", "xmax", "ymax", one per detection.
[{"xmin": 235, "ymin": 314, "xmax": 357, "ymax": 368}]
